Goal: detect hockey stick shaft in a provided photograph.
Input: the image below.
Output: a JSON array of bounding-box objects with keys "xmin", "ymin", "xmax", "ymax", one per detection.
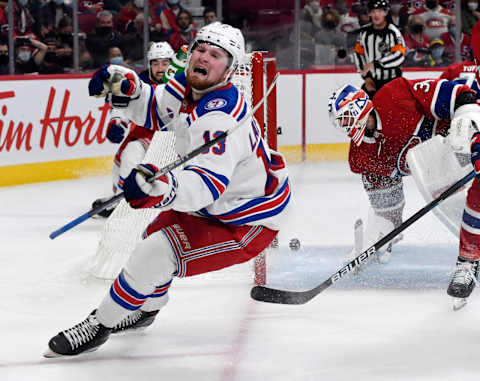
[
  {"xmin": 49, "ymin": 73, "xmax": 279, "ymax": 240},
  {"xmin": 251, "ymin": 170, "xmax": 475, "ymax": 305}
]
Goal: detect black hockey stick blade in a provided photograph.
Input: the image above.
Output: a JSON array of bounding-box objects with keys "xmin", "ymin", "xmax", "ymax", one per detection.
[{"xmin": 251, "ymin": 170, "xmax": 475, "ymax": 305}]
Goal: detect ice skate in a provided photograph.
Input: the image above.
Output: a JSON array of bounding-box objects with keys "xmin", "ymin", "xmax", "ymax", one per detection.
[
  {"xmin": 111, "ymin": 310, "xmax": 159, "ymax": 334},
  {"xmin": 44, "ymin": 310, "xmax": 112, "ymax": 358},
  {"xmin": 447, "ymin": 260, "xmax": 479, "ymax": 311}
]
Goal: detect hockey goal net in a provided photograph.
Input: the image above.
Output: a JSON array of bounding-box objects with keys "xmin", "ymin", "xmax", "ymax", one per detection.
[{"xmin": 89, "ymin": 51, "xmax": 278, "ymax": 284}]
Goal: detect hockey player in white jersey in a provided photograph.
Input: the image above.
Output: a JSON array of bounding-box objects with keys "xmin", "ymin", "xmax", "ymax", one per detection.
[
  {"xmin": 45, "ymin": 22, "xmax": 290, "ymax": 357},
  {"xmin": 92, "ymin": 42, "xmax": 176, "ymax": 217}
]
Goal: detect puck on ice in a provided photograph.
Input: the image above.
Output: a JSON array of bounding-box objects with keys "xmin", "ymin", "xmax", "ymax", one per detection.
[{"xmin": 289, "ymin": 238, "xmax": 300, "ymax": 251}]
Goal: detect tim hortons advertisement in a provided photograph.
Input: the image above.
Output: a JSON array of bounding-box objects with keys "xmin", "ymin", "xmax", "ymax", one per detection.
[{"xmin": 0, "ymin": 76, "xmax": 117, "ymax": 166}]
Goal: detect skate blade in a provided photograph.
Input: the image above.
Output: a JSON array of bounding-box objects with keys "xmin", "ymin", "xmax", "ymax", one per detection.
[
  {"xmin": 43, "ymin": 346, "xmax": 99, "ymax": 358},
  {"xmin": 452, "ymin": 297, "xmax": 468, "ymax": 311}
]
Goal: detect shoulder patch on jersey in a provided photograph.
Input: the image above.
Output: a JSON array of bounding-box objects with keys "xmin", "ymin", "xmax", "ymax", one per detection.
[{"xmin": 205, "ymin": 98, "xmax": 228, "ymax": 111}]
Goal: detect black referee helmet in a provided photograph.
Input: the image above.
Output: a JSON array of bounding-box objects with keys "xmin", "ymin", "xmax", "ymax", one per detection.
[{"xmin": 367, "ymin": 0, "xmax": 389, "ymax": 11}]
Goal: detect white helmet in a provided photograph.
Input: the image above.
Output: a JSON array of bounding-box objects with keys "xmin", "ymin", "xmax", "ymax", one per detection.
[
  {"xmin": 187, "ymin": 22, "xmax": 245, "ymax": 92},
  {"xmin": 147, "ymin": 41, "xmax": 175, "ymax": 63}
]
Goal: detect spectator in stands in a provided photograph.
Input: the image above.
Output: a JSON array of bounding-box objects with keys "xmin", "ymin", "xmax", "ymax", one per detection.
[
  {"xmin": 107, "ymin": 45, "xmax": 125, "ymax": 65},
  {"xmin": 168, "ymin": 10, "xmax": 196, "ymax": 52},
  {"xmin": 441, "ymin": 16, "xmax": 471, "ymax": 64},
  {"xmin": 334, "ymin": 0, "xmax": 360, "ymax": 34},
  {"xmin": 414, "ymin": 0, "xmax": 452, "ymax": 40},
  {"xmin": 14, "ymin": 35, "xmax": 47, "ymax": 74},
  {"xmin": 388, "ymin": 0, "xmax": 409, "ymax": 34},
  {"xmin": 86, "ymin": 10, "xmax": 123, "ymax": 67},
  {"xmin": 346, "ymin": 5, "xmax": 370, "ymax": 51},
  {"xmin": 79, "ymin": 0, "xmax": 105, "ymax": 14},
  {"xmin": 301, "ymin": 0, "xmax": 322, "ymax": 30},
  {"xmin": 38, "ymin": 0, "xmax": 72, "ymax": 30},
  {"xmin": 404, "ymin": 15, "xmax": 434, "ymax": 67},
  {"xmin": 117, "ymin": 0, "xmax": 143, "ymax": 32},
  {"xmin": 38, "ymin": 32, "xmax": 65, "ymax": 74},
  {"xmin": 120, "ymin": 12, "xmax": 147, "ymax": 64},
  {"xmin": 203, "ymin": 7, "xmax": 217, "ymax": 26},
  {"xmin": 461, "ymin": 0, "xmax": 480, "ymax": 35},
  {"xmin": 154, "ymin": 0, "xmax": 184, "ymax": 37},
  {"xmin": 12, "ymin": 0, "xmax": 35, "ymax": 36},
  {"xmin": 430, "ymin": 38, "xmax": 447, "ymax": 66},
  {"xmin": 314, "ymin": 8, "xmax": 347, "ymax": 65},
  {"xmin": 80, "ymin": 49, "xmax": 94, "ymax": 71},
  {"xmin": 0, "ymin": 36, "xmax": 8, "ymax": 74}
]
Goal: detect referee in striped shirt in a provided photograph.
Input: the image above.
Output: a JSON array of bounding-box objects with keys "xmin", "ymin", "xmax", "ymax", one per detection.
[{"xmin": 354, "ymin": 0, "xmax": 406, "ymax": 98}]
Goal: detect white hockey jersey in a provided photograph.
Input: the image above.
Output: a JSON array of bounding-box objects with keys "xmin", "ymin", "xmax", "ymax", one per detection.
[{"xmin": 122, "ymin": 71, "xmax": 290, "ymax": 230}]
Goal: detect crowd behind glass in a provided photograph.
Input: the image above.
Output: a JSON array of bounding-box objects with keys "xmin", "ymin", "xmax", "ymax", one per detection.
[{"xmin": 0, "ymin": 0, "xmax": 476, "ymax": 74}]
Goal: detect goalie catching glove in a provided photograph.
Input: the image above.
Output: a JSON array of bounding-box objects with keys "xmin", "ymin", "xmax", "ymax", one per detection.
[
  {"xmin": 88, "ymin": 64, "xmax": 142, "ymax": 107},
  {"xmin": 123, "ymin": 163, "xmax": 178, "ymax": 209}
]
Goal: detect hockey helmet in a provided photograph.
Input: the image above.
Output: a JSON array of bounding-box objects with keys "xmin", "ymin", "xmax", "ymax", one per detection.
[
  {"xmin": 367, "ymin": 0, "xmax": 390, "ymax": 11},
  {"xmin": 328, "ymin": 84, "xmax": 374, "ymax": 146},
  {"xmin": 147, "ymin": 41, "xmax": 175, "ymax": 63},
  {"xmin": 188, "ymin": 22, "xmax": 245, "ymax": 74}
]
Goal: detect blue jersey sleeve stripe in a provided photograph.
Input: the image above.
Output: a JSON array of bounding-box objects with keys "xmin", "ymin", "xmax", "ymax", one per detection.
[
  {"xmin": 236, "ymin": 102, "xmax": 248, "ymax": 121},
  {"xmin": 433, "ymin": 81, "xmax": 458, "ymax": 120},
  {"xmin": 165, "ymin": 84, "xmax": 184, "ymax": 102}
]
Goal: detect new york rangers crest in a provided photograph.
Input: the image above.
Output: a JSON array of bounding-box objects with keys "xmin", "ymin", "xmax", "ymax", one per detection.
[{"xmin": 205, "ymin": 98, "xmax": 227, "ymax": 110}]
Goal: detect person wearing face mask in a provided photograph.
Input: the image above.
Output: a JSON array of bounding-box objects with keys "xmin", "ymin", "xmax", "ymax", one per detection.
[
  {"xmin": 335, "ymin": 0, "xmax": 361, "ymax": 34},
  {"xmin": 14, "ymin": 35, "xmax": 48, "ymax": 74},
  {"xmin": 413, "ymin": 0, "xmax": 453, "ymax": 40},
  {"xmin": 314, "ymin": 9, "xmax": 348, "ymax": 65},
  {"xmin": 354, "ymin": 0, "xmax": 405, "ymax": 98},
  {"xmin": 38, "ymin": 33, "xmax": 65, "ymax": 74},
  {"xmin": 429, "ymin": 38, "xmax": 446, "ymax": 66},
  {"xmin": 387, "ymin": 0, "xmax": 408, "ymax": 34},
  {"xmin": 300, "ymin": 0, "xmax": 322, "ymax": 30},
  {"xmin": 440, "ymin": 17, "xmax": 471, "ymax": 65},
  {"xmin": 404, "ymin": 15, "xmax": 434, "ymax": 67},
  {"xmin": 461, "ymin": 0, "xmax": 480, "ymax": 35},
  {"xmin": 86, "ymin": 10, "xmax": 123, "ymax": 67}
]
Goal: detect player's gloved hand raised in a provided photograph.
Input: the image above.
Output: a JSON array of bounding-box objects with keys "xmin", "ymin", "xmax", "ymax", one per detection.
[
  {"xmin": 88, "ymin": 64, "xmax": 141, "ymax": 99},
  {"xmin": 471, "ymin": 132, "xmax": 480, "ymax": 176},
  {"xmin": 106, "ymin": 118, "xmax": 129, "ymax": 143},
  {"xmin": 123, "ymin": 163, "xmax": 178, "ymax": 209}
]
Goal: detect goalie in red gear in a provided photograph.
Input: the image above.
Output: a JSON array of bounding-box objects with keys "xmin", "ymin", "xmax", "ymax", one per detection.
[{"xmin": 328, "ymin": 77, "xmax": 478, "ymax": 268}]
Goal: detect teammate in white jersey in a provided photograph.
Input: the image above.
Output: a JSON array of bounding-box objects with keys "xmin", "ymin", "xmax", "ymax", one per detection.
[
  {"xmin": 45, "ymin": 22, "xmax": 290, "ymax": 357},
  {"xmin": 92, "ymin": 42, "xmax": 176, "ymax": 217}
]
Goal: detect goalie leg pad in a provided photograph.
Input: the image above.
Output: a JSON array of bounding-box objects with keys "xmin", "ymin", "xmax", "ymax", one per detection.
[{"xmin": 362, "ymin": 172, "xmax": 405, "ymax": 229}]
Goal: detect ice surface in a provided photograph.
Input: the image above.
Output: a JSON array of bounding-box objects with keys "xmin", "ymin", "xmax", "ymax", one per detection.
[{"xmin": 1, "ymin": 162, "xmax": 479, "ymax": 381}]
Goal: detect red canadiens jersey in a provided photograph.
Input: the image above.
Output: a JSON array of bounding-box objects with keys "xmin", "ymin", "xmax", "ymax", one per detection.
[
  {"xmin": 439, "ymin": 60, "xmax": 478, "ymax": 82},
  {"xmin": 349, "ymin": 77, "xmax": 472, "ymax": 177}
]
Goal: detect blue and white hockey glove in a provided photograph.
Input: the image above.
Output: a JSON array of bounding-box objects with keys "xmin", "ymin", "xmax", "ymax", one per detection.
[
  {"xmin": 123, "ymin": 163, "xmax": 177, "ymax": 209},
  {"xmin": 106, "ymin": 118, "xmax": 129, "ymax": 143},
  {"xmin": 88, "ymin": 64, "xmax": 141, "ymax": 100}
]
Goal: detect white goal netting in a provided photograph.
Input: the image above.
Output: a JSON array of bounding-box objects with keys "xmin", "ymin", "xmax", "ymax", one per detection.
[{"xmin": 89, "ymin": 53, "xmax": 262, "ymax": 280}]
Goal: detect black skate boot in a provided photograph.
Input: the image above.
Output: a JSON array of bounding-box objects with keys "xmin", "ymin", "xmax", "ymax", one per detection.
[
  {"xmin": 44, "ymin": 310, "xmax": 112, "ymax": 358},
  {"xmin": 447, "ymin": 259, "xmax": 479, "ymax": 311},
  {"xmin": 111, "ymin": 310, "xmax": 159, "ymax": 334}
]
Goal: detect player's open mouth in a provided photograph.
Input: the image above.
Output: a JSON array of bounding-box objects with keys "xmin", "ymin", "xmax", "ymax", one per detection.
[{"xmin": 193, "ymin": 67, "xmax": 208, "ymax": 76}]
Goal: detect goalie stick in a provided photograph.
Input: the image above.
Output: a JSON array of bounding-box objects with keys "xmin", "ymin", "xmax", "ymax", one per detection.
[
  {"xmin": 250, "ymin": 169, "xmax": 475, "ymax": 305},
  {"xmin": 49, "ymin": 73, "xmax": 279, "ymax": 240}
]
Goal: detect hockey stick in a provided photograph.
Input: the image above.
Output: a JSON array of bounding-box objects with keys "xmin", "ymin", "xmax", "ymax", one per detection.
[
  {"xmin": 49, "ymin": 73, "xmax": 280, "ymax": 240},
  {"xmin": 250, "ymin": 169, "xmax": 475, "ymax": 305}
]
